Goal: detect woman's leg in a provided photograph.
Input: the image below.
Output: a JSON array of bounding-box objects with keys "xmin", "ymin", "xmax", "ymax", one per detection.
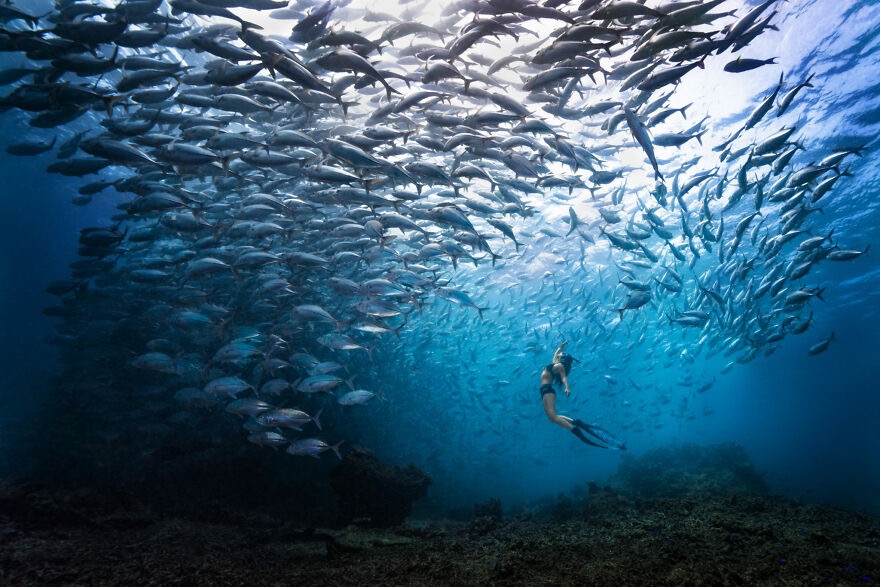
[
  {"xmin": 542, "ymin": 393, "xmax": 574, "ymax": 430},
  {"xmin": 543, "ymin": 393, "xmax": 605, "ymax": 446}
]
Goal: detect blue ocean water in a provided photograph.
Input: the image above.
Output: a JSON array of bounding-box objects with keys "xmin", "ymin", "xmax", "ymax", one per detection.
[{"xmin": 0, "ymin": 0, "xmax": 879, "ymax": 520}]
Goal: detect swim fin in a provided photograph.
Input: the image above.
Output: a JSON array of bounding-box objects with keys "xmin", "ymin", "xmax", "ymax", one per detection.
[
  {"xmin": 572, "ymin": 419, "xmax": 627, "ymax": 450},
  {"xmin": 572, "ymin": 426, "xmax": 609, "ymax": 448}
]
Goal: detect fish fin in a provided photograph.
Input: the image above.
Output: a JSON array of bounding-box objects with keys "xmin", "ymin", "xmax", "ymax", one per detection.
[
  {"xmin": 679, "ymin": 102, "xmax": 691, "ymax": 119},
  {"xmin": 239, "ymin": 19, "xmax": 262, "ymax": 32}
]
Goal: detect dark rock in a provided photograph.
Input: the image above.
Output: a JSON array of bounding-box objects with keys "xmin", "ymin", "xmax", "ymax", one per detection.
[
  {"xmin": 469, "ymin": 498, "xmax": 503, "ymax": 534},
  {"xmin": 474, "ymin": 497, "xmax": 502, "ymax": 521},
  {"xmin": 609, "ymin": 442, "xmax": 768, "ymax": 498},
  {"xmin": 552, "ymin": 492, "xmax": 574, "ymax": 521},
  {"xmin": 467, "ymin": 515, "xmax": 499, "ymax": 536},
  {"xmin": 329, "ymin": 446, "xmax": 431, "ymax": 528},
  {"xmin": 0, "ymin": 480, "xmax": 154, "ymax": 531}
]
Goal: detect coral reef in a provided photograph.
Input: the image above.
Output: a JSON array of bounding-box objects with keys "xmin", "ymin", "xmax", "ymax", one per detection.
[
  {"xmin": 469, "ymin": 498, "xmax": 503, "ymax": 536},
  {"xmin": 473, "ymin": 497, "xmax": 502, "ymax": 520},
  {"xmin": 1, "ymin": 479, "xmax": 878, "ymax": 586},
  {"xmin": 1, "ymin": 444, "xmax": 876, "ymax": 585},
  {"xmin": 610, "ymin": 442, "xmax": 768, "ymax": 498}
]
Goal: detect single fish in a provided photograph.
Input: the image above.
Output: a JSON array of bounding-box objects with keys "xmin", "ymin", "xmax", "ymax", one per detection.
[{"xmin": 286, "ymin": 438, "xmax": 343, "ymax": 459}]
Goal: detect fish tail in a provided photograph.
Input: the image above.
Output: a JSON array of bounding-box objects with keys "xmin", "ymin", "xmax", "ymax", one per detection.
[
  {"xmin": 331, "ymin": 441, "xmax": 344, "ymax": 460},
  {"xmin": 314, "ymin": 407, "xmax": 323, "ymax": 431},
  {"xmin": 679, "ymin": 102, "xmax": 691, "ymax": 119},
  {"xmin": 239, "ymin": 19, "xmax": 262, "ymax": 32},
  {"xmin": 383, "ymin": 82, "xmax": 397, "ymax": 101},
  {"xmin": 220, "ymin": 154, "xmax": 233, "ymax": 175}
]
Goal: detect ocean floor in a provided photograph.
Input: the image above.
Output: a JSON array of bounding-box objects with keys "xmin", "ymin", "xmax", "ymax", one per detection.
[{"xmin": 1, "ymin": 479, "xmax": 877, "ymax": 586}]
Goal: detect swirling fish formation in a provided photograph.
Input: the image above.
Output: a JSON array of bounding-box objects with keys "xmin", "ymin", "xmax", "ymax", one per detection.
[{"xmin": 1, "ymin": 0, "xmax": 870, "ymax": 460}]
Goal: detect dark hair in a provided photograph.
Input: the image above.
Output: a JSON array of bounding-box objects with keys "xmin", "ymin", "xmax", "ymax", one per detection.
[{"xmin": 559, "ymin": 353, "xmax": 573, "ymax": 374}]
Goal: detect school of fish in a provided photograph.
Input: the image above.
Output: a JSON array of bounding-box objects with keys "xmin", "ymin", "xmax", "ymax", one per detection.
[{"xmin": 1, "ymin": 0, "xmax": 873, "ymax": 465}]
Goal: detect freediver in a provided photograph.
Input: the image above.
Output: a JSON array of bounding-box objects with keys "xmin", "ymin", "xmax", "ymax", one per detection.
[{"xmin": 540, "ymin": 341, "xmax": 627, "ymax": 450}]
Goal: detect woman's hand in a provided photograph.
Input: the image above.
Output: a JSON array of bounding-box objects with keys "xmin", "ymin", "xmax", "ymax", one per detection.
[{"xmin": 565, "ymin": 386, "xmax": 571, "ymax": 397}]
